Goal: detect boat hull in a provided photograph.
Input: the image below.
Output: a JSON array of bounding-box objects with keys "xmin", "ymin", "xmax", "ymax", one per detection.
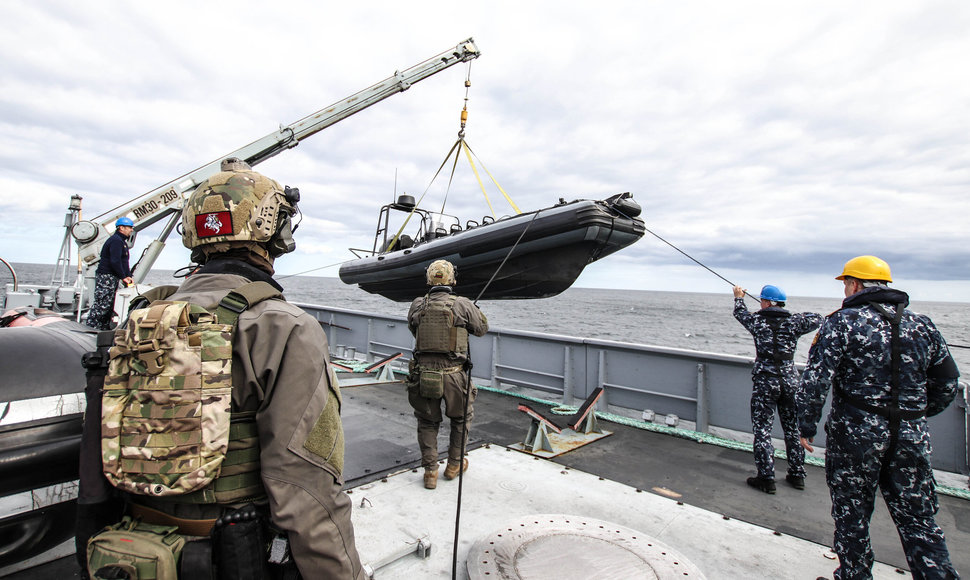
[
  {"xmin": 0, "ymin": 322, "xmax": 93, "ymax": 569},
  {"xmin": 338, "ymin": 197, "xmax": 645, "ymax": 301}
]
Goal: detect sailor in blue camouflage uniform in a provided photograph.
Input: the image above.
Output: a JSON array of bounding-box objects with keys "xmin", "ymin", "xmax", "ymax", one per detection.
[
  {"xmin": 733, "ymin": 284, "xmax": 822, "ymax": 493},
  {"xmin": 799, "ymin": 256, "xmax": 960, "ymax": 580},
  {"xmin": 85, "ymin": 217, "xmax": 134, "ymax": 330}
]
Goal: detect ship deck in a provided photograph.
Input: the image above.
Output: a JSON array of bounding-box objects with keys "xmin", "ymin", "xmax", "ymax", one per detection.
[{"xmin": 11, "ymin": 379, "xmax": 969, "ymax": 579}]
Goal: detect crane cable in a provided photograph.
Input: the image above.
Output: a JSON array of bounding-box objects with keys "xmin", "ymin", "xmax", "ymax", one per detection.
[
  {"xmin": 439, "ymin": 64, "xmax": 475, "ymax": 217},
  {"xmin": 454, "ymin": 61, "xmax": 520, "ymax": 216},
  {"xmin": 441, "ymin": 61, "xmax": 520, "ymax": 217},
  {"xmin": 383, "ymin": 62, "xmax": 525, "ymax": 255},
  {"xmin": 643, "ymin": 224, "xmax": 760, "ymax": 302}
]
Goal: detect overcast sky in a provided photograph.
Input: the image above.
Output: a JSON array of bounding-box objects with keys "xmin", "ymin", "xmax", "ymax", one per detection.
[{"xmin": 2, "ymin": 1, "xmax": 969, "ymax": 302}]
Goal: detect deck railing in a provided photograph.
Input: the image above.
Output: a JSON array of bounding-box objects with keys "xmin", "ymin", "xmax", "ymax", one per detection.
[{"xmin": 299, "ymin": 302, "xmax": 970, "ymax": 475}]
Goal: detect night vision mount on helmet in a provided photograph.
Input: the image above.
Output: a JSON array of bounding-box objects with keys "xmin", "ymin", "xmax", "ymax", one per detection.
[{"xmin": 181, "ymin": 158, "xmax": 301, "ymax": 264}]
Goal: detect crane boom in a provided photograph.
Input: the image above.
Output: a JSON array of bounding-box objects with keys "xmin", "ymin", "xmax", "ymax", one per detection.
[{"xmin": 71, "ymin": 38, "xmax": 481, "ymax": 284}]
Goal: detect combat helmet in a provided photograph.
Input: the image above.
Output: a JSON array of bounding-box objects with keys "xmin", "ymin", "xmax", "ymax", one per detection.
[
  {"xmin": 182, "ymin": 158, "xmax": 300, "ymax": 265},
  {"xmin": 426, "ymin": 259, "xmax": 456, "ymax": 286},
  {"xmin": 836, "ymin": 255, "xmax": 892, "ymax": 282}
]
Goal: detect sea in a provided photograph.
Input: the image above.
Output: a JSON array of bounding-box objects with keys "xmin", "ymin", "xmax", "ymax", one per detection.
[{"xmin": 4, "ymin": 262, "xmax": 970, "ymax": 371}]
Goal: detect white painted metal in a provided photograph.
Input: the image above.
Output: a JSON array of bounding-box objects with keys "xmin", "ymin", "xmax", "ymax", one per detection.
[
  {"xmin": 348, "ymin": 446, "xmax": 910, "ymax": 579},
  {"xmin": 467, "ymin": 514, "xmax": 705, "ymax": 579}
]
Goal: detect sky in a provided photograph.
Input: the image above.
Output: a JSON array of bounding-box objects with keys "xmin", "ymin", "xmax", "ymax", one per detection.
[{"xmin": 2, "ymin": 1, "xmax": 969, "ymax": 302}]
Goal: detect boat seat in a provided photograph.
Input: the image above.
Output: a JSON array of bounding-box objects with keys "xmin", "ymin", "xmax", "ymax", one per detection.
[
  {"xmin": 450, "ymin": 224, "xmax": 462, "ymax": 234},
  {"xmin": 379, "ymin": 234, "xmax": 414, "ymax": 252},
  {"xmin": 434, "ymin": 227, "xmax": 447, "ymax": 238},
  {"xmin": 465, "ymin": 219, "xmax": 479, "ymax": 229},
  {"xmin": 482, "ymin": 216, "xmax": 495, "ymax": 225}
]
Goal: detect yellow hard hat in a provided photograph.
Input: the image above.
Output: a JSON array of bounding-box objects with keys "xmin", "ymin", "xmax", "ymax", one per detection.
[{"xmin": 836, "ymin": 255, "xmax": 892, "ymax": 282}]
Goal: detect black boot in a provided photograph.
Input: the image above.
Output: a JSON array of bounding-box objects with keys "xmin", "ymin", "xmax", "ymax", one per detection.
[
  {"xmin": 785, "ymin": 474, "xmax": 805, "ymax": 490},
  {"xmin": 746, "ymin": 475, "xmax": 776, "ymax": 494}
]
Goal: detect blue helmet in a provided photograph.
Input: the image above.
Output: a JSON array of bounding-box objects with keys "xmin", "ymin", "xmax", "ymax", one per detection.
[
  {"xmin": 115, "ymin": 217, "xmax": 134, "ymax": 227},
  {"xmin": 759, "ymin": 285, "xmax": 786, "ymax": 302}
]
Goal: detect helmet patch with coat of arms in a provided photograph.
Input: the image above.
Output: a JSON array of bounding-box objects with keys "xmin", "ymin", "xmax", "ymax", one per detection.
[{"xmin": 196, "ymin": 211, "xmax": 233, "ymax": 238}]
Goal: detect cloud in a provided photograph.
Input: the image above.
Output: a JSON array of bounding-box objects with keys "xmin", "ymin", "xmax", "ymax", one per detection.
[{"xmin": 2, "ymin": 0, "xmax": 969, "ymax": 302}]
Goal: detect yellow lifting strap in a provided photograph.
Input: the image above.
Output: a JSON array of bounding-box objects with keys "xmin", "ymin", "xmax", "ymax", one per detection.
[
  {"xmin": 383, "ymin": 139, "xmax": 462, "ymax": 252},
  {"xmin": 454, "ymin": 62, "xmax": 519, "ymax": 216},
  {"xmin": 461, "ymin": 141, "xmax": 493, "ymax": 217},
  {"xmin": 383, "ymin": 135, "xmax": 521, "ymax": 252},
  {"xmin": 460, "ymin": 139, "xmax": 520, "ymax": 215},
  {"xmin": 382, "ymin": 61, "xmax": 521, "ymax": 250}
]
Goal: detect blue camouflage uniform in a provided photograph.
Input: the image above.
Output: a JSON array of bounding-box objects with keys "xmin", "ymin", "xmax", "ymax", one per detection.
[
  {"xmin": 85, "ymin": 229, "xmax": 131, "ymax": 330},
  {"xmin": 799, "ymin": 286, "xmax": 960, "ymax": 580},
  {"xmin": 735, "ymin": 298, "xmax": 822, "ymax": 481}
]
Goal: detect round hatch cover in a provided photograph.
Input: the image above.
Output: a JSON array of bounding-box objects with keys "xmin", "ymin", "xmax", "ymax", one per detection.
[{"xmin": 466, "ymin": 514, "xmax": 705, "ymax": 579}]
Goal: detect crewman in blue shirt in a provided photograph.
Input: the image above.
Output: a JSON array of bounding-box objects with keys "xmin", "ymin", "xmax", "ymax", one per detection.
[{"xmin": 85, "ymin": 217, "xmax": 134, "ymax": 330}]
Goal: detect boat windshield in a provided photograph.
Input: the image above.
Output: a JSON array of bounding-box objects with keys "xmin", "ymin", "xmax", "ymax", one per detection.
[{"xmin": 416, "ymin": 212, "xmax": 461, "ymax": 242}]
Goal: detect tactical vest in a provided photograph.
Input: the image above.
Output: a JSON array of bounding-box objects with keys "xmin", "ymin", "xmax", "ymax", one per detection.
[
  {"xmin": 414, "ymin": 294, "xmax": 469, "ymax": 357},
  {"xmin": 101, "ymin": 282, "xmax": 281, "ymax": 504}
]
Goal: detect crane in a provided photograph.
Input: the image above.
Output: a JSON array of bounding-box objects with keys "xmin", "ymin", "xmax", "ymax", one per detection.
[{"xmin": 60, "ymin": 38, "xmax": 479, "ymax": 317}]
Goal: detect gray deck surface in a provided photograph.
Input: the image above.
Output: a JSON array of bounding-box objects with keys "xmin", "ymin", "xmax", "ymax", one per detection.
[
  {"xmin": 10, "ymin": 380, "xmax": 968, "ymax": 578},
  {"xmin": 339, "ymin": 381, "xmax": 969, "ymax": 577}
]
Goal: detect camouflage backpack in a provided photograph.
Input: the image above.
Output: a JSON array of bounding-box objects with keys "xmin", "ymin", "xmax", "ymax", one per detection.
[{"xmin": 101, "ymin": 282, "xmax": 281, "ymax": 498}]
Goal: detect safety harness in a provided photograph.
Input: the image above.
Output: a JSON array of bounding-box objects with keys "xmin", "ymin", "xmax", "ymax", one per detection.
[
  {"xmin": 834, "ymin": 301, "xmax": 925, "ymax": 452},
  {"xmin": 755, "ymin": 312, "xmax": 795, "ymax": 365}
]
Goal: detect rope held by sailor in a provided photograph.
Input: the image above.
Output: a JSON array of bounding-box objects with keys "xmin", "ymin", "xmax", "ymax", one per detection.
[
  {"xmin": 644, "ymin": 225, "xmax": 759, "ymax": 301},
  {"xmin": 473, "ymin": 210, "xmax": 541, "ymax": 305},
  {"xmin": 451, "ymin": 363, "xmax": 473, "ymax": 580}
]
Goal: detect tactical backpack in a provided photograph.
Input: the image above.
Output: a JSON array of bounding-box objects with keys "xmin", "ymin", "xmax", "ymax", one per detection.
[
  {"xmin": 100, "ymin": 282, "xmax": 281, "ymax": 501},
  {"xmin": 87, "ymin": 516, "xmax": 185, "ymax": 580}
]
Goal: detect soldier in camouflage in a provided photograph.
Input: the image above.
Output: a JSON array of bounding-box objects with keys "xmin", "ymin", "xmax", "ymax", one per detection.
[
  {"xmin": 799, "ymin": 256, "xmax": 960, "ymax": 580},
  {"xmin": 408, "ymin": 259, "xmax": 489, "ymax": 490},
  {"xmin": 88, "ymin": 158, "xmax": 363, "ymax": 578},
  {"xmin": 733, "ymin": 284, "xmax": 822, "ymax": 494}
]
